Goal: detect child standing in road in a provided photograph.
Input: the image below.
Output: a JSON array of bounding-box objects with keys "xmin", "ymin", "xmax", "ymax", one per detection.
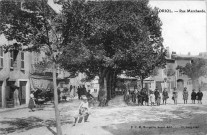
[
  {"xmin": 197, "ymin": 89, "xmax": 203, "ymax": 104},
  {"xmin": 191, "ymin": 89, "xmax": 197, "ymax": 104},
  {"xmin": 162, "ymin": 88, "xmax": 169, "ymax": 105},
  {"xmin": 172, "ymin": 87, "xmax": 178, "ymax": 105},
  {"xmin": 183, "ymin": 87, "xmax": 189, "ymax": 104}
]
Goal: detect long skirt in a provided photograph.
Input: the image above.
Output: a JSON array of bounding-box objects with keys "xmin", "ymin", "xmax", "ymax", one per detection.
[{"xmin": 28, "ymin": 98, "xmax": 35, "ymax": 109}]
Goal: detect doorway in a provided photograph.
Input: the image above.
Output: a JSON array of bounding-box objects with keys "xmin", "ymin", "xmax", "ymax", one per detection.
[
  {"xmin": 19, "ymin": 81, "xmax": 27, "ymax": 105},
  {"xmin": 6, "ymin": 81, "xmax": 15, "ymax": 108}
]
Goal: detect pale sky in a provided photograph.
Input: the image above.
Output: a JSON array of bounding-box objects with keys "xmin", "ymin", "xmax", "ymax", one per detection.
[
  {"xmin": 149, "ymin": 1, "xmax": 206, "ymax": 55},
  {"xmin": 48, "ymin": 0, "xmax": 207, "ymax": 55},
  {"xmin": 1, "ymin": 0, "xmax": 206, "ymax": 55}
]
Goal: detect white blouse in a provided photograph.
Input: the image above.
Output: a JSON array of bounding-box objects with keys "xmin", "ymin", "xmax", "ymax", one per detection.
[{"xmin": 79, "ymin": 101, "xmax": 89, "ymax": 110}]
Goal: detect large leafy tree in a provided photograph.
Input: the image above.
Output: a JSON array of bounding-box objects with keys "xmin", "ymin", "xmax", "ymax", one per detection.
[
  {"xmin": 59, "ymin": 0, "xmax": 166, "ymax": 104},
  {"xmin": 177, "ymin": 58, "xmax": 207, "ymax": 89},
  {"xmin": 0, "ymin": 0, "xmax": 64, "ymax": 134}
]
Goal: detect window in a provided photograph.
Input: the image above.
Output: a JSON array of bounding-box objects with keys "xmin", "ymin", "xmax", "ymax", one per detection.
[
  {"xmin": 0, "ymin": 47, "xmax": 3, "ymax": 68},
  {"xmin": 10, "ymin": 52, "xmax": 14, "ymax": 69},
  {"xmin": 21, "ymin": 52, "xmax": 24, "ymax": 69}
]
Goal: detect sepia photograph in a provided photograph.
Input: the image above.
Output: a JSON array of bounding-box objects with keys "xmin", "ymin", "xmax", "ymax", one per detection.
[{"xmin": 0, "ymin": 0, "xmax": 206, "ymax": 135}]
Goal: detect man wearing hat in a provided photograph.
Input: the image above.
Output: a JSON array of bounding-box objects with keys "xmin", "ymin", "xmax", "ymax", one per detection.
[{"xmin": 154, "ymin": 88, "xmax": 160, "ymax": 106}]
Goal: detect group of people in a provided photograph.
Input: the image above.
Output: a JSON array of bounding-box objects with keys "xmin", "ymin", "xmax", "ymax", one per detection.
[
  {"xmin": 181, "ymin": 88, "xmax": 203, "ymax": 104},
  {"xmin": 125, "ymin": 88, "xmax": 151, "ymax": 106},
  {"xmin": 124, "ymin": 87, "xmax": 204, "ymax": 106},
  {"xmin": 171, "ymin": 87, "xmax": 203, "ymax": 105},
  {"xmin": 57, "ymin": 85, "xmax": 76, "ymax": 101},
  {"xmin": 77, "ymin": 85, "xmax": 87, "ymax": 100}
]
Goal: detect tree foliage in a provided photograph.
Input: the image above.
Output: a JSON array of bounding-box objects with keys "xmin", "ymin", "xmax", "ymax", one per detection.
[
  {"xmin": 177, "ymin": 58, "xmax": 207, "ymax": 80},
  {"xmin": 58, "ymin": 0, "xmax": 166, "ymax": 99},
  {"xmin": 0, "ymin": 0, "xmax": 61, "ymax": 58},
  {"xmin": 60, "ymin": 0, "xmax": 166, "ymax": 78},
  {"xmin": 0, "ymin": 0, "xmax": 63, "ymax": 134}
]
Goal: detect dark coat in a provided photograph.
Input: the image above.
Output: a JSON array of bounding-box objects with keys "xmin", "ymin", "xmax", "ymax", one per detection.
[
  {"xmin": 82, "ymin": 87, "xmax": 87, "ymax": 95},
  {"xmin": 77, "ymin": 87, "xmax": 81, "ymax": 95},
  {"xmin": 144, "ymin": 93, "xmax": 149, "ymax": 102},
  {"xmin": 162, "ymin": 91, "xmax": 169, "ymax": 100},
  {"xmin": 86, "ymin": 92, "xmax": 94, "ymax": 99},
  {"xmin": 197, "ymin": 92, "xmax": 203, "ymax": 100},
  {"xmin": 154, "ymin": 91, "xmax": 160, "ymax": 100},
  {"xmin": 191, "ymin": 92, "xmax": 197, "ymax": 100},
  {"xmin": 137, "ymin": 91, "xmax": 143, "ymax": 103}
]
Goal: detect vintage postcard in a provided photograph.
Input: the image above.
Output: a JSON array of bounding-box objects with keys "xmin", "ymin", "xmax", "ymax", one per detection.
[{"xmin": 0, "ymin": 0, "xmax": 206, "ymax": 135}]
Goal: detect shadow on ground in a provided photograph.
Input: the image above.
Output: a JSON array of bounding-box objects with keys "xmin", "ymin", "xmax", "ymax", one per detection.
[{"xmin": 0, "ymin": 116, "xmax": 73, "ymax": 134}]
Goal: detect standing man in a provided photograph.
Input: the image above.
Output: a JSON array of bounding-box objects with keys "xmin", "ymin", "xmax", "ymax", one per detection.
[
  {"xmin": 154, "ymin": 88, "xmax": 160, "ymax": 106},
  {"xmin": 140, "ymin": 89, "xmax": 145, "ymax": 105},
  {"xmin": 77, "ymin": 86, "xmax": 81, "ymax": 100},
  {"xmin": 82, "ymin": 85, "xmax": 87, "ymax": 96},
  {"xmin": 131, "ymin": 90, "xmax": 136, "ymax": 104},
  {"xmin": 162, "ymin": 88, "xmax": 169, "ymax": 105},
  {"xmin": 183, "ymin": 87, "xmax": 189, "ymax": 104},
  {"xmin": 197, "ymin": 89, "xmax": 203, "ymax": 104}
]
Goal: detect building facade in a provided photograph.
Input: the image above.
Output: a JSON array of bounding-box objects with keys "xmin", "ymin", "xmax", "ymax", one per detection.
[{"xmin": 0, "ymin": 45, "xmax": 31, "ymax": 108}]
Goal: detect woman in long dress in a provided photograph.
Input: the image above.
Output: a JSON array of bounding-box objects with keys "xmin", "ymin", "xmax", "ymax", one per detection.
[
  {"xmin": 13, "ymin": 87, "xmax": 20, "ymax": 107},
  {"xmin": 70, "ymin": 86, "xmax": 75, "ymax": 99},
  {"xmin": 28, "ymin": 91, "xmax": 35, "ymax": 112}
]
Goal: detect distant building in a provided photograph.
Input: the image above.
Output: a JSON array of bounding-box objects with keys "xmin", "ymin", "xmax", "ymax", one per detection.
[{"xmin": 116, "ymin": 48, "xmax": 207, "ymax": 93}]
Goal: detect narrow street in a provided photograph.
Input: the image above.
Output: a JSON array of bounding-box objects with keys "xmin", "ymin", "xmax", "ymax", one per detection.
[{"xmin": 0, "ymin": 91, "xmax": 207, "ymax": 135}]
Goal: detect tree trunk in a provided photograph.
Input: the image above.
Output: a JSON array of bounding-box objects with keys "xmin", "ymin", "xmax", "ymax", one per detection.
[
  {"xmin": 111, "ymin": 71, "xmax": 117, "ymax": 98},
  {"xmin": 111, "ymin": 71, "xmax": 115, "ymax": 98},
  {"xmin": 141, "ymin": 77, "xmax": 144, "ymax": 89},
  {"xmin": 98, "ymin": 68, "xmax": 118, "ymax": 106},
  {"xmin": 52, "ymin": 63, "xmax": 62, "ymax": 135},
  {"xmin": 192, "ymin": 79, "xmax": 199, "ymax": 90},
  {"xmin": 106, "ymin": 70, "xmax": 111, "ymax": 100},
  {"xmin": 98, "ymin": 68, "xmax": 107, "ymax": 106}
]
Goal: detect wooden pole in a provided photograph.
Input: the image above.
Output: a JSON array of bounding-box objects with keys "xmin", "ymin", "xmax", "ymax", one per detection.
[{"xmin": 52, "ymin": 62, "xmax": 62, "ymax": 135}]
